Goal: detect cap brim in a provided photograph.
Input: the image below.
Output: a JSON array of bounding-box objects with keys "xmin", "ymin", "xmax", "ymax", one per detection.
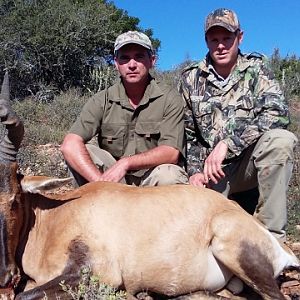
[
  {"xmin": 205, "ymin": 23, "xmax": 237, "ymax": 33},
  {"xmin": 114, "ymin": 41, "xmax": 152, "ymax": 53}
]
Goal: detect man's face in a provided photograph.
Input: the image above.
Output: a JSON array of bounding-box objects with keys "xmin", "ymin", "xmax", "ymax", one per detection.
[
  {"xmin": 114, "ymin": 44, "xmax": 155, "ymax": 85},
  {"xmin": 206, "ymin": 26, "xmax": 243, "ymax": 71}
]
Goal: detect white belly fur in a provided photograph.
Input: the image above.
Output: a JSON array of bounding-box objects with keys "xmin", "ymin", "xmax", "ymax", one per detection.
[{"xmin": 201, "ymin": 249, "xmax": 232, "ymax": 291}]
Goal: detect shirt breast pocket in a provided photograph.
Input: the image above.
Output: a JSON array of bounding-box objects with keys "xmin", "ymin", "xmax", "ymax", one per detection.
[
  {"xmin": 235, "ymin": 97, "xmax": 255, "ymax": 119},
  {"xmin": 99, "ymin": 124, "xmax": 126, "ymax": 158},
  {"xmin": 135, "ymin": 122, "xmax": 160, "ymax": 153},
  {"xmin": 190, "ymin": 95, "xmax": 213, "ymax": 129}
]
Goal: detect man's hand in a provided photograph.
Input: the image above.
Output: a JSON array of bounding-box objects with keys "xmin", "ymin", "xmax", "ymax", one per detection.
[
  {"xmin": 189, "ymin": 173, "xmax": 208, "ymax": 187},
  {"xmin": 203, "ymin": 141, "xmax": 228, "ymax": 184},
  {"xmin": 99, "ymin": 145, "xmax": 179, "ymax": 183},
  {"xmin": 99, "ymin": 158, "xmax": 129, "ymax": 183}
]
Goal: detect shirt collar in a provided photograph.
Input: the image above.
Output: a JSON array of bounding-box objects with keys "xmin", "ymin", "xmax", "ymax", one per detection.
[
  {"xmin": 200, "ymin": 50, "xmax": 251, "ymax": 76},
  {"xmin": 111, "ymin": 75, "xmax": 164, "ymax": 106}
]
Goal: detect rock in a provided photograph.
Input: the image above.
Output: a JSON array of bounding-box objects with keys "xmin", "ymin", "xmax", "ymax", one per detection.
[{"xmin": 292, "ymin": 242, "xmax": 300, "ymax": 252}]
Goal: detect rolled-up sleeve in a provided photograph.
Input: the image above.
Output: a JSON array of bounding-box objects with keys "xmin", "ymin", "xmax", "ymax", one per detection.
[
  {"xmin": 158, "ymin": 87, "xmax": 185, "ymax": 156},
  {"xmin": 69, "ymin": 92, "xmax": 104, "ymax": 142}
]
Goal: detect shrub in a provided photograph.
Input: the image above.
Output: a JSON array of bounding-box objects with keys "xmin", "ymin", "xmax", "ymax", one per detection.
[
  {"xmin": 13, "ymin": 88, "xmax": 87, "ymax": 146},
  {"xmin": 12, "ymin": 89, "xmax": 88, "ymax": 177},
  {"xmin": 59, "ymin": 267, "xmax": 126, "ymax": 300},
  {"xmin": 0, "ymin": 0, "xmax": 160, "ymax": 97}
]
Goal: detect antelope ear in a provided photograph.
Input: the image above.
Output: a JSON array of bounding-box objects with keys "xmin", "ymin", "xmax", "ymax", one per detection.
[{"xmin": 20, "ymin": 176, "xmax": 73, "ymax": 193}]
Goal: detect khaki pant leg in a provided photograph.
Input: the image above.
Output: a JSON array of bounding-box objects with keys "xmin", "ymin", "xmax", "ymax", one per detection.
[
  {"xmin": 251, "ymin": 129, "xmax": 298, "ymax": 240},
  {"xmin": 210, "ymin": 129, "xmax": 298, "ymax": 241},
  {"xmin": 86, "ymin": 144, "xmax": 116, "ymax": 170},
  {"xmin": 140, "ymin": 164, "xmax": 189, "ymax": 186}
]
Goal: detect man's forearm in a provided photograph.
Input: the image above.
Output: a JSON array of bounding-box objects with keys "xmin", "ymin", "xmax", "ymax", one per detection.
[
  {"xmin": 122, "ymin": 145, "xmax": 180, "ymax": 171},
  {"xmin": 61, "ymin": 133, "xmax": 103, "ymax": 182},
  {"xmin": 67, "ymin": 149, "xmax": 103, "ymax": 182}
]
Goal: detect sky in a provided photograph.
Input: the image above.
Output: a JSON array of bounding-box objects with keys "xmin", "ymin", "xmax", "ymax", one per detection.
[{"xmin": 112, "ymin": 0, "xmax": 300, "ymax": 71}]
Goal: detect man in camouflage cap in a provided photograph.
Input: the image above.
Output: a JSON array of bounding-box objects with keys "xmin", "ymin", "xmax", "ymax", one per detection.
[
  {"xmin": 179, "ymin": 8, "xmax": 298, "ymax": 241},
  {"xmin": 204, "ymin": 8, "xmax": 240, "ymax": 33},
  {"xmin": 61, "ymin": 31, "xmax": 188, "ymax": 187}
]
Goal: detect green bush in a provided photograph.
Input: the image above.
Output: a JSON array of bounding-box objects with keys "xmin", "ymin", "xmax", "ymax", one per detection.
[
  {"xmin": 271, "ymin": 49, "xmax": 300, "ymax": 99},
  {"xmin": 13, "ymin": 89, "xmax": 87, "ymax": 146},
  {"xmin": 13, "ymin": 89, "xmax": 88, "ymax": 177},
  {"xmin": 59, "ymin": 267, "xmax": 126, "ymax": 300},
  {"xmin": 0, "ymin": 0, "xmax": 160, "ymax": 97}
]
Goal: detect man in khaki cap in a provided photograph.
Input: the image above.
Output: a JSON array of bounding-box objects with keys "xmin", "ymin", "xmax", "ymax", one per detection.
[
  {"xmin": 61, "ymin": 31, "xmax": 188, "ymax": 186},
  {"xmin": 179, "ymin": 8, "xmax": 298, "ymax": 240}
]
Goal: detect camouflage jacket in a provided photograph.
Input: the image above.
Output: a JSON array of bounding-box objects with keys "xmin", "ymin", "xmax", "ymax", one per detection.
[{"xmin": 178, "ymin": 52, "xmax": 290, "ymax": 176}]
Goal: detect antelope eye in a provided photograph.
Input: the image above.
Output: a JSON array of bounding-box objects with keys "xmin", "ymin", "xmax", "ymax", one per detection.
[{"xmin": 10, "ymin": 200, "xmax": 19, "ymax": 211}]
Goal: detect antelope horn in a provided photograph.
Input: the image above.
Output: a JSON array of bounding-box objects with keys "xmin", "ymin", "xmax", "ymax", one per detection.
[
  {"xmin": 0, "ymin": 72, "xmax": 24, "ymax": 162},
  {"xmin": 0, "ymin": 71, "xmax": 10, "ymax": 101}
]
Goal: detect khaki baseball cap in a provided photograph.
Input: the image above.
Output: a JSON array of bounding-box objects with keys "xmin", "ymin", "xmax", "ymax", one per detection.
[
  {"xmin": 205, "ymin": 8, "xmax": 240, "ymax": 34},
  {"xmin": 114, "ymin": 31, "xmax": 153, "ymax": 54}
]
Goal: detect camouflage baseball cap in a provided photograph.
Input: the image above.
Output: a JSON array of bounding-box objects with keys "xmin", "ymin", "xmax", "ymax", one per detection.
[
  {"xmin": 205, "ymin": 8, "xmax": 240, "ymax": 34},
  {"xmin": 114, "ymin": 31, "xmax": 153, "ymax": 54}
]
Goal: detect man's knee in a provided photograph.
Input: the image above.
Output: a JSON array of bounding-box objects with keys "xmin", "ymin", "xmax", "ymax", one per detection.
[
  {"xmin": 85, "ymin": 144, "xmax": 116, "ymax": 169},
  {"xmin": 146, "ymin": 164, "xmax": 189, "ymax": 186},
  {"xmin": 259, "ymin": 129, "xmax": 297, "ymax": 149},
  {"xmin": 255, "ymin": 129, "xmax": 298, "ymax": 163}
]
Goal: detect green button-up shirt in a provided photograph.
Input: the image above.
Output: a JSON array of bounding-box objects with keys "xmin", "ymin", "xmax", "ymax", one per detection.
[{"xmin": 70, "ymin": 76, "xmax": 185, "ymax": 176}]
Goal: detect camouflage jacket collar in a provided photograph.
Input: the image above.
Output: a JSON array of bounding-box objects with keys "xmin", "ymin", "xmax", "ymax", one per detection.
[
  {"xmin": 198, "ymin": 51, "xmax": 251, "ymax": 75},
  {"xmin": 196, "ymin": 51, "xmax": 253, "ymax": 91}
]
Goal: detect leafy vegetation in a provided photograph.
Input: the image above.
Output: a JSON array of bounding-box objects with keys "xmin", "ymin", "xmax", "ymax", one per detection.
[
  {"xmin": 271, "ymin": 48, "xmax": 300, "ymax": 98},
  {"xmin": 59, "ymin": 267, "xmax": 126, "ymax": 300},
  {"xmin": 0, "ymin": 0, "xmax": 160, "ymax": 98},
  {"xmin": 14, "ymin": 89, "xmax": 87, "ymax": 177}
]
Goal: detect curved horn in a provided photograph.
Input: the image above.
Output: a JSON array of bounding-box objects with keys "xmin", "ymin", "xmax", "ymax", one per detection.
[
  {"xmin": 0, "ymin": 72, "xmax": 24, "ymax": 162},
  {"xmin": 0, "ymin": 71, "xmax": 10, "ymax": 102}
]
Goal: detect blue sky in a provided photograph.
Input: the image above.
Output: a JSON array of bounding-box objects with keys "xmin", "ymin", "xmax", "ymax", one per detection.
[{"xmin": 113, "ymin": 0, "xmax": 300, "ymax": 71}]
